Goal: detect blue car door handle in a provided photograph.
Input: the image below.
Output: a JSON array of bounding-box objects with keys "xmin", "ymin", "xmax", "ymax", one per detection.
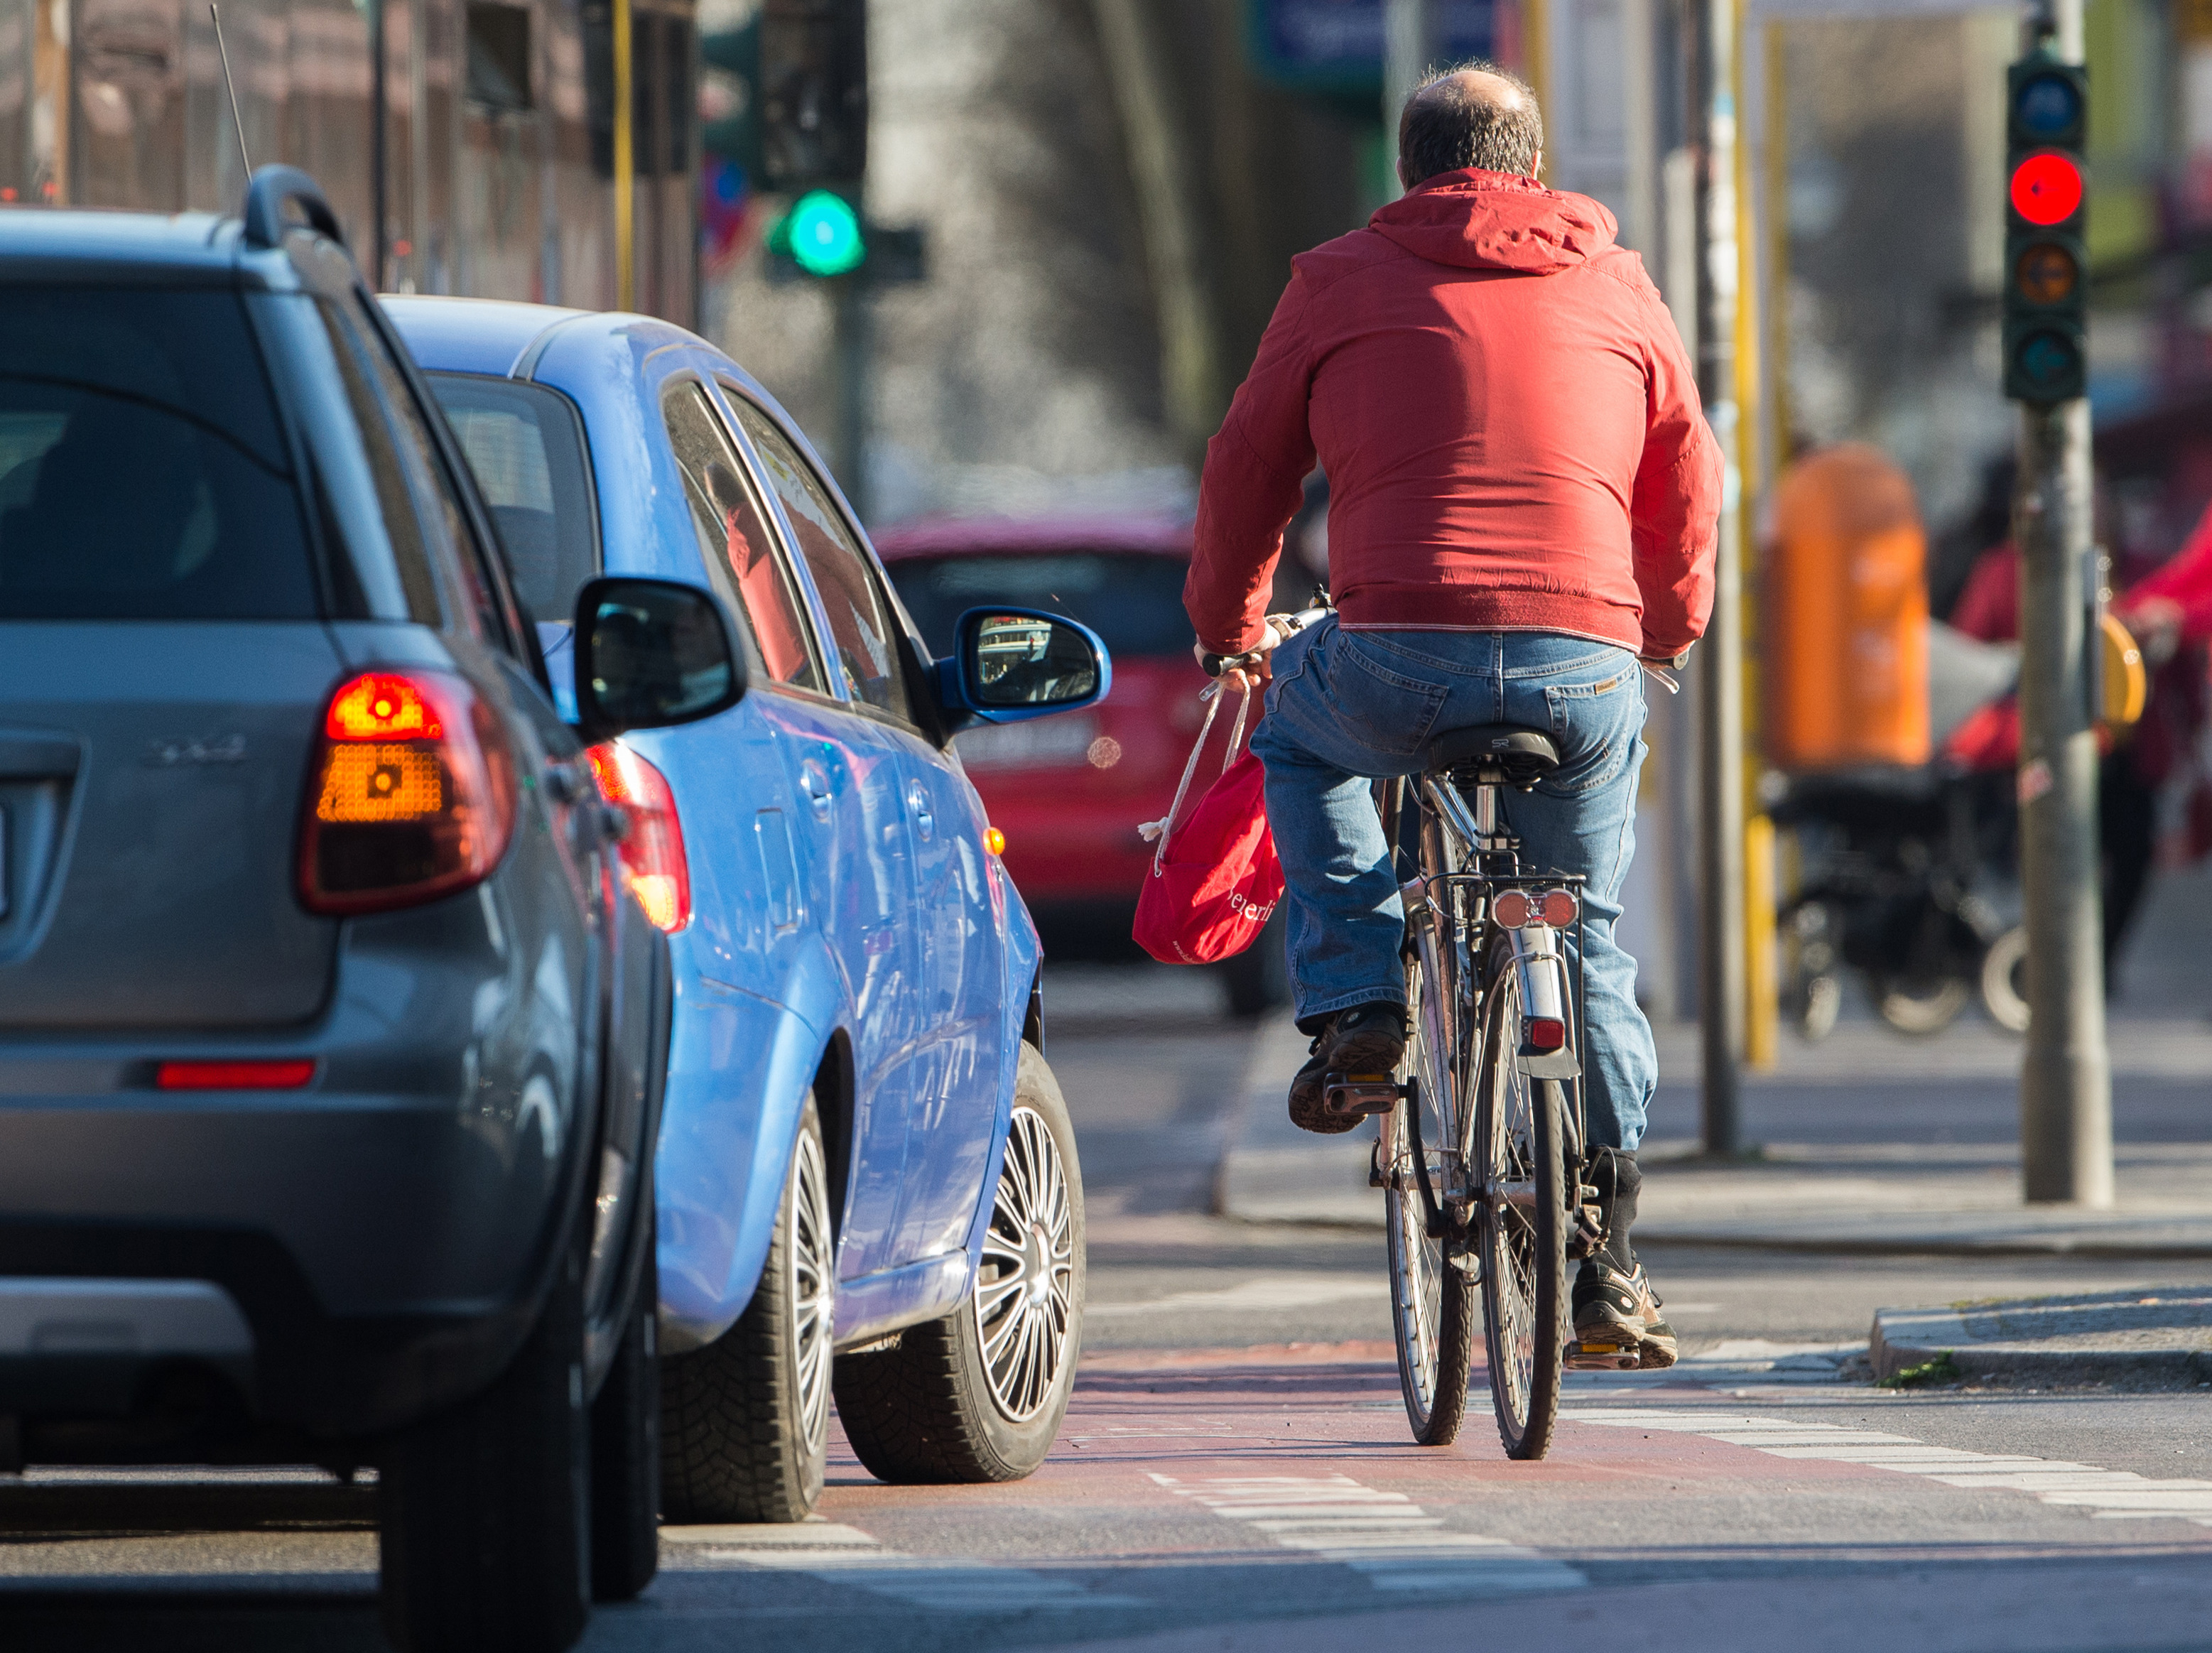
[
  {"xmin": 801, "ymin": 759, "xmax": 833, "ymax": 821},
  {"xmin": 906, "ymin": 777, "xmax": 933, "ymax": 842}
]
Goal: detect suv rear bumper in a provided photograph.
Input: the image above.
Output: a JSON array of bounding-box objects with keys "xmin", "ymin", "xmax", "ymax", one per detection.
[
  {"xmin": 0, "ymin": 1174, "xmax": 558, "ymax": 1441},
  {"xmin": 0, "ymin": 1278, "xmax": 254, "ymax": 1416},
  {"xmin": 0, "ymin": 909, "xmax": 593, "ymax": 1441}
]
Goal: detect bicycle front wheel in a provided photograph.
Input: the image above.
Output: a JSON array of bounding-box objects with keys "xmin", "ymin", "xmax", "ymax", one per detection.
[
  {"xmin": 1384, "ymin": 950, "xmax": 1475, "ymax": 1446},
  {"xmin": 1475, "ymin": 958, "xmax": 1567, "ymax": 1460}
]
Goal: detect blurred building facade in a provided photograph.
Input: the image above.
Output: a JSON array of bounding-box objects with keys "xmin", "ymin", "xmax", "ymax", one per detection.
[{"xmin": 0, "ymin": 0, "xmax": 697, "ymax": 314}]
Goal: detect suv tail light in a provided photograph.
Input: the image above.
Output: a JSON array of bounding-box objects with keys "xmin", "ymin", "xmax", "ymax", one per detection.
[
  {"xmin": 300, "ymin": 671, "xmax": 516, "ymax": 915},
  {"xmin": 587, "ymin": 742, "xmax": 690, "ymax": 932}
]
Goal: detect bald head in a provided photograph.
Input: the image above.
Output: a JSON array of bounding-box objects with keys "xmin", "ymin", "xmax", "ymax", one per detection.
[{"xmin": 1397, "ymin": 63, "xmax": 1544, "ymax": 190}]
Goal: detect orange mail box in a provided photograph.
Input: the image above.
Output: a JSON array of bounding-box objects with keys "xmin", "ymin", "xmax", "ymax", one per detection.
[{"xmin": 1765, "ymin": 444, "xmax": 1930, "ymax": 770}]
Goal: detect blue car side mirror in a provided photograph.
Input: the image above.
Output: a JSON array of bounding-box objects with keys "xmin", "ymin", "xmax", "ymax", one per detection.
[
  {"xmin": 573, "ymin": 575, "xmax": 747, "ymax": 741},
  {"xmin": 934, "ymin": 606, "xmax": 1112, "ymax": 729}
]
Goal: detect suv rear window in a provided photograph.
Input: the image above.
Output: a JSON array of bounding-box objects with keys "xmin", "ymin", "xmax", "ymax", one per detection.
[
  {"xmin": 0, "ymin": 288, "xmax": 315, "ymax": 619},
  {"xmin": 887, "ymin": 551, "xmax": 1190, "ymax": 661},
  {"xmin": 425, "ymin": 374, "xmax": 599, "ymax": 625}
]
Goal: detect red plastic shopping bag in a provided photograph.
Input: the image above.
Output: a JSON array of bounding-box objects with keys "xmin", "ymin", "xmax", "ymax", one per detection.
[{"xmin": 1132, "ymin": 683, "xmax": 1283, "ymax": 965}]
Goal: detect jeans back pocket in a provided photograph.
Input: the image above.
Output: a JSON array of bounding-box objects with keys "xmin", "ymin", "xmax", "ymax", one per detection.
[
  {"xmin": 1323, "ymin": 638, "xmax": 1449, "ymax": 757},
  {"xmin": 1540, "ymin": 665, "xmax": 1644, "ymax": 796}
]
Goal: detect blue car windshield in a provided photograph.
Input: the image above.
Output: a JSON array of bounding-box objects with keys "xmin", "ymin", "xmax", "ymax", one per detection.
[
  {"xmin": 0, "ymin": 288, "xmax": 315, "ymax": 620},
  {"xmin": 887, "ymin": 551, "xmax": 1188, "ymax": 661}
]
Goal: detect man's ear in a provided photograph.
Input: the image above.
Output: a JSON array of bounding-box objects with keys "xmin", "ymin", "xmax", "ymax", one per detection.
[{"xmin": 1396, "ymin": 155, "xmax": 1412, "ymax": 190}]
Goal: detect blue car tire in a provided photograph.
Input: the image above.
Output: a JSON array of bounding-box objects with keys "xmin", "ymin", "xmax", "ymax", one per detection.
[
  {"xmin": 659, "ymin": 1094, "xmax": 835, "ymax": 1522},
  {"xmin": 833, "ymin": 1044, "xmax": 1086, "ymax": 1484}
]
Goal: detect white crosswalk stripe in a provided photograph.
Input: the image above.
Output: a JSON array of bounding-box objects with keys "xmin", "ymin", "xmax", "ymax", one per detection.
[
  {"xmin": 661, "ymin": 1521, "xmax": 1145, "ymax": 1610},
  {"xmin": 1149, "ymin": 1473, "xmax": 1585, "ymax": 1595},
  {"xmin": 1564, "ymin": 1408, "xmax": 2212, "ymax": 1525}
]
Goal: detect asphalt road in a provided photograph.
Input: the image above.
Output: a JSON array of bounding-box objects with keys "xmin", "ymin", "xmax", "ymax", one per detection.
[{"xmin": 3, "ymin": 963, "xmax": 2208, "ymax": 1652}]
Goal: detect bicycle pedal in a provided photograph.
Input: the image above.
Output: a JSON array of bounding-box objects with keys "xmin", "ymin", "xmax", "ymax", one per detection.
[
  {"xmin": 1564, "ymin": 1340, "xmax": 1642, "ymax": 1372},
  {"xmin": 1323, "ymin": 1072, "xmax": 1404, "ymax": 1117}
]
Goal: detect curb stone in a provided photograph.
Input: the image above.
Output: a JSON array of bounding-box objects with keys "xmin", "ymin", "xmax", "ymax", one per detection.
[{"xmin": 1869, "ymin": 1304, "xmax": 2212, "ymax": 1386}]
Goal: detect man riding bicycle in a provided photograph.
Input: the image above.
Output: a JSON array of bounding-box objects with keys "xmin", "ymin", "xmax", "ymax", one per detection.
[{"xmin": 1186, "ymin": 66, "xmax": 1721, "ymax": 1370}]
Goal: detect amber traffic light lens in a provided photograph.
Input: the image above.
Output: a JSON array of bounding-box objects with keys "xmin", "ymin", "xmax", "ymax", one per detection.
[
  {"xmin": 2010, "ymin": 153, "xmax": 2084, "ymax": 225},
  {"xmin": 2015, "ymin": 242, "xmax": 2080, "ymax": 305}
]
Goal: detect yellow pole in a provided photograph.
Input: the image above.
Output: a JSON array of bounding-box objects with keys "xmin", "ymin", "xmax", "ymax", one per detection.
[
  {"xmin": 1521, "ymin": 0, "xmax": 1549, "ymax": 182},
  {"xmin": 1737, "ymin": 0, "xmax": 1778, "ymax": 1071},
  {"xmin": 1745, "ymin": 814, "xmax": 1777, "ymax": 1066},
  {"xmin": 614, "ymin": 0, "xmax": 635, "ymax": 311}
]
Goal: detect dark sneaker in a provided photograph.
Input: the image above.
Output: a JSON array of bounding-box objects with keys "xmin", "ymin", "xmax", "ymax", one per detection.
[
  {"xmin": 1571, "ymin": 1259, "xmax": 1678, "ymax": 1370},
  {"xmin": 1286, "ymin": 1003, "xmax": 1406, "ymax": 1134}
]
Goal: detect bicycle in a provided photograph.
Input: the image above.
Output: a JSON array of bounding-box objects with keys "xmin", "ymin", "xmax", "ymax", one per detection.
[{"xmin": 1202, "ymin": 607, "xmax": 1615, "ymax": 1460}]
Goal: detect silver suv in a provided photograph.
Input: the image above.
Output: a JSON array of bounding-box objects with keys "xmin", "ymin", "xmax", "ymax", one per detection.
[{"xmin": 0, "ymin": 168, "xmax": 743, "ymax": 1652}]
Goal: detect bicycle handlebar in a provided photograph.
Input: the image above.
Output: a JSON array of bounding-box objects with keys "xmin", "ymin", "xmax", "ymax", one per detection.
[{"xmin": 1200, "ymin": 603, "xmax": 1333, "ymax": 678}]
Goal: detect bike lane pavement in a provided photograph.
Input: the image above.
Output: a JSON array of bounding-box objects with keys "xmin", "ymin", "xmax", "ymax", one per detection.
[{"xmin": 644, "ymin": 1341, "xmax": 2212, "ymax": 1653}]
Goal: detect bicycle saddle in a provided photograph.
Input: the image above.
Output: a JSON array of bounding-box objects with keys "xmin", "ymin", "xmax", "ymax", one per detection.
[{"xmin": 1426, "ymin": 724, "xmax": 1561, "ymax": 789}]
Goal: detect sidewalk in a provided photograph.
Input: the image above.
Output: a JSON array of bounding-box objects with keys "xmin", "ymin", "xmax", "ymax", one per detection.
[{"xmin": 1212, "ymin": 1011, "xmax": 2212, "ymax": 1258}]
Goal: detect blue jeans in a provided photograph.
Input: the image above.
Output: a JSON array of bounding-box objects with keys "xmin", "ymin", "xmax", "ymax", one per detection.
[{"xmin": 1252, "ymin": 624, "xmax": 1657, "ymax": 1152}]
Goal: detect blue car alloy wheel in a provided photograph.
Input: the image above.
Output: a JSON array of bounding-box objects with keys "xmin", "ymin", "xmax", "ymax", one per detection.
[{"xmin": 833, "ymin": 1045, "xmax": 1087, "ymax": 1483}]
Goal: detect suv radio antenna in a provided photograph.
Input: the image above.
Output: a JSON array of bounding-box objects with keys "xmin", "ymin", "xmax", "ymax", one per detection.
[{"xmin": 210, "ymin": 5, "xmax": 253, "ymax": 181}]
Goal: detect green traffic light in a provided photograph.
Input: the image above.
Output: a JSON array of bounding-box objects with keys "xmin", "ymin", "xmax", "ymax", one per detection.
[{"xmin": 783, "ymin": 190, "xmax": 864, "ymax": 277}]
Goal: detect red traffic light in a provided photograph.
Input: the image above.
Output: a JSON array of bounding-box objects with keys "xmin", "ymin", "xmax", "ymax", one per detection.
[{"xmin": 2010, "ymin": 153, "xmax": 2083, "ymax": 226}]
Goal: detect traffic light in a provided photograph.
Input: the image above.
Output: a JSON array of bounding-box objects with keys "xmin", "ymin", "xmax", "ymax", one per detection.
[
  {"xmin": 759, "ymin": 0, "xmax": 868, "ymax": 192},
  {"xmin": 2003, "ymin": 50, "xmax": 2089, "ymax": 403},
  {"xmin": 771, "ymin": 189, "xmax": 866, "ymax": 276},
  {"xmin": 765, "ymin": 190, "xmax": 928, "ymax": 286}
]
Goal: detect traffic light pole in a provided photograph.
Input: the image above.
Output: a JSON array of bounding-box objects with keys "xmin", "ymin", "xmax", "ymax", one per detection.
[
  {"xmin": 2016, "ymin": 396, "xmax": 2110, "ymax": 1203},
  {"xmin": 1689, "ymin": 0, "xmax": 1745, "ymax": 1155},
  {"xmin": 833, "ymin": 274, "xmax": 874, "ymax": 525},
  {"xmin": 2011, "ymin": 0, "xmax": 2112, "ymax": 1206}
]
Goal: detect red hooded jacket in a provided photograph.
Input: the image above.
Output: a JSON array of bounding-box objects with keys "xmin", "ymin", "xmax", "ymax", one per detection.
[{"xmin": 1187, "ymin": 170, "xmax": 1723, "ymax": 659}]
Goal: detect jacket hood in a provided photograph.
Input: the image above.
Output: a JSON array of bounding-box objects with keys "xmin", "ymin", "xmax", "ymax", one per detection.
[{"xmin": 1367, "ymin": 170, "xmax": 1617, "ymax": 273}]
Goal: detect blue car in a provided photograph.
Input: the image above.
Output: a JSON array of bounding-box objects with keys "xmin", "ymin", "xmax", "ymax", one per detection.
[{"xmin": 386, "ymin": 296, "xmax": 1108, "ymax": 1517}]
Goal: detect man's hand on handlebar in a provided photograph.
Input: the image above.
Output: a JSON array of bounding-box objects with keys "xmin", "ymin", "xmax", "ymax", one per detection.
[{"xmin": 1196, "ymin": 619, "xmax": 1286, "ymax": 691}]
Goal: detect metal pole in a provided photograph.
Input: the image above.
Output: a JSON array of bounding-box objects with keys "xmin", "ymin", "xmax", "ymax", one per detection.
[
  {"xmin": 369, "ymin": 0, "xmax": 387, "ymax": 290},
  {"xmin": 1691, "ymin": 0, "xmax": 1745, "ymax": 1153},
  {"xmin": 833, "ymin": 275, "xmax": 873, "ymax": 524},
  {"xmin": 1384, "ymin": 0, "xmax": 1434, "ymax": 185},
  {"xmin": 614, "ymin": 0, "xmax": 635, "ymax": 310},
  {"xmin": 2016, "ymin": 404, "xmax": 2113, "ymax": 1199}
]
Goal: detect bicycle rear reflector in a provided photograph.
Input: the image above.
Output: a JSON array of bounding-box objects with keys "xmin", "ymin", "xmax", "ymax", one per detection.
[
  {"xmin": 1492, "ymin": 888, "xmax": 1580, "ymax": 928},
  {"xmin": 1522, "ymin": 1017, "xmax": 1568, "ymax": 1054}
]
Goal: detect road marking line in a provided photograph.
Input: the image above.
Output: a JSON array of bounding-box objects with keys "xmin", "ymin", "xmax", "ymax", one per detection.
[
  {"xmin": 1564, "ymin": 1409, "xmax": 2212, "ymax": 1527},
  {"xmin": 663, "ymin": 1522, "xmax": 1145, "ymax": 1610},
  {"xmin": 1088, "ymin": 1274, "xmax": 1392, "ymax": 1317},
  {"xmin": 1151, "ymin": 1473, "xmax": 1584, "ymax": 1596}
]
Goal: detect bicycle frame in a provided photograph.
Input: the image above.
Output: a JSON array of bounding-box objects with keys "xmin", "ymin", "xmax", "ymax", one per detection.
[{"xmin": 1383, "ymin": 773, "xmax": 1591, "ymax": 1244}]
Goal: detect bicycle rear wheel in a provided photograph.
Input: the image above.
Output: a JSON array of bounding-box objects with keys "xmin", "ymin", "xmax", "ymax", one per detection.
[
  {"xmin": 1475, "ymin": 958, "xmax": 1567, "ymax": 1460},
  {"xmin": 1384, "ymin": 950, "xmax": 1475, "ymax": 1446}
]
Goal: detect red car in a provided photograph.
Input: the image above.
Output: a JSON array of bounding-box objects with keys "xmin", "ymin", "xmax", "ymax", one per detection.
[{"xmin": 878, "ymin": 516, "xmax": 1286, "ymax": 1011}]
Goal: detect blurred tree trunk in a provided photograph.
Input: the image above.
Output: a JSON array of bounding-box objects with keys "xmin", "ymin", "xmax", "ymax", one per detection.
[{"xmin": 1089, "ymin": 0, "xmax": 1225, "ymax": 463}]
